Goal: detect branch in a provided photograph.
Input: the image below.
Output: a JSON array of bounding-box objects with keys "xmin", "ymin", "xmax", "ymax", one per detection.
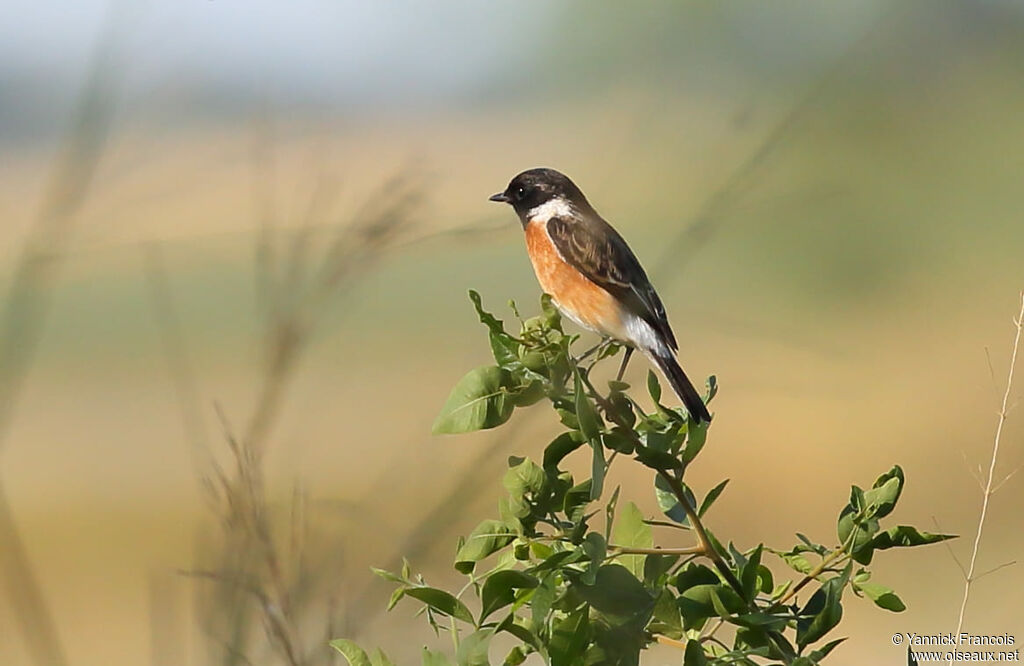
[
  {"xmin": 586, "ymin": 379, "xmax": 748, "ymax": 603},
  {"xmin": 655, "ymin": 468, "xmax": 746, "ymax": 597}
]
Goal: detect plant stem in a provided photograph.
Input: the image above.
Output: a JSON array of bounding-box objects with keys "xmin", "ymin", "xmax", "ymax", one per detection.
[
  {"xmin": 951, "ymin": 292, "xmax": 1024, "ymax": 662},
  {"xmin": 655, "ymin": 468, "xmax": 746, "ymax": 596},
  {"xmin": 586, "ymin": 381, "xmax": 747, "ymax": 598},
  {"xmin": 771, "ymin": 547, "xmax": 848, "ymax": 609}
]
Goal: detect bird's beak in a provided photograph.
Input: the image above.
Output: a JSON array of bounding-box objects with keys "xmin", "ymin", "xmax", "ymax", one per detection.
[{"xmin": 489, "ymin": 191, "xmax": 510, "ymax": 203}]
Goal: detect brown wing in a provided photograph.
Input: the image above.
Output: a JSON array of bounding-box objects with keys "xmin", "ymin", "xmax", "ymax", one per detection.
[{"xmin": 546, "ymin": 215, "xmax": 678, "ymax": 351}]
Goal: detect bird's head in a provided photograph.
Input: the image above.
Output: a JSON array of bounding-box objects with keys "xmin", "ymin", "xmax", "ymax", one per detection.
[{"xmin": 489, "ymin": 168, "xmax": 589, "ymax": 223}]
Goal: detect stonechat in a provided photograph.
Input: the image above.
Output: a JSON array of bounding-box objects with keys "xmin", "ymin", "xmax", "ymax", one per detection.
[{"xmin": 490, "ymin": 167, "xmax": 711, "ymax": 423}]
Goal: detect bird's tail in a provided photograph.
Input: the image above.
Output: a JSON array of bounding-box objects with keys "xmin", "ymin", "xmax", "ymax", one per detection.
[{"xmin": 649, "ymin": 351, "xmax": 712, "ymax": 423}]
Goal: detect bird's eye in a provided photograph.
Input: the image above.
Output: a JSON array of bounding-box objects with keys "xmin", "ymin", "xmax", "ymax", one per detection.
[{"xmin": 515, "ymin": 186, "xmax": 526, "ymax": 200}]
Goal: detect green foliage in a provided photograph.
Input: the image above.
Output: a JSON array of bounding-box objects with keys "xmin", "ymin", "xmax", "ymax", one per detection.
[{"xmin": 334, "ymin": 291, "xmax": 954, "ymax": 666}]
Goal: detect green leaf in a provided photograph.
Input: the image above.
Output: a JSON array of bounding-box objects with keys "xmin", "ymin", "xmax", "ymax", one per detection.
[
  {"xmin": 601, "ymin": 429, "xmax": 634, "ymax": 454},
  {"xmin": 611, "ymin": 501, "xmax": 653, "ymax": 578},
  {"xmin": 480, "ymin": 570, "xmax": 539, "ymax": 621},
  {"xmin": 370, "ymin": 648, "xmax": 396, "ymax": 666},
  {"xmin": 466, "ymin": 292, "xmax": 532, "ymax": 378},
  {"xmin": 503, "ymin": 646, "xmax": 527, "ymax": 666},
  {"xmin": 729, "ymin": 611, "xmax": 788, "ymax": 631},
  {"xmin": 503, "ymin": 458, "xmax": 545, "ymax": 498},
  {"xmin": 862, "ymin": 477, "xmax": 900, "ymax": 520},
  {"xmin": 405, "ymin": 587, "xmax": 475, "ymax": 624},
  {"xmin": 870, "ymin": 525, "xmax": 956, "ymax": 551},
  {"xmin": 539, "ymin": 293, "xmax": 562, "ymax": 329},
  {"xmin": 604, "ymin": 485, "xmax": 621, "ymax": 538},
  {"xmin": 543, "ymin": 432, "xmax": 584, "ymax": 471},
  {"xmin": 371, "ymin": 567, "xmax": 404, "ymax": 584},
  {"xmin": 796, "ymin": 575, "xmax": 845, "ymax": 648},
  {"xmin": 590, "ymin": 438, "xmax": 605, "ymax": 501},
  {"xmin": 698, "ymin": 479, "xmax": 729, "ymax": 518},
  {"xmin": 740, "ymin": 545, "xmax": 764, "ymax": 603},
  {"xmin": 530, "ymin": 576, "xmax": 555, "ymax": 632},
  {"xmin": 574, "ymin": 372, "xmax": 603, "ymax": 441},
  {"xmin": 863, "ymin": 466, "xmax": 904, "ymax": 518},
  {"xmin": 564, "ymin": 480, "xmax": 593, "ymax": 521},
  {"xmin": 634, "ymin": 444, "xmax": 680, "ymax": 471},
  {"xmin": 455, "ymin": 629, "xmax": 493, "ymax": 666},
  {"xmin": 735, "ymin": 626, "xmax": 794, "ymax": 661},
  {"xmin": 680, "ymin": 420, "xmax": 708, "ymax": 463},
  {"xmin": 707, "ymin": 585, "xmax": 748, "ymax": 618},
  {"xmin": 856, "ymin": 582, "xmax": 906, "ymax": 612},
  {"xmin": 678, "ymin": 584, "xmax": 744, "ymax": 629},
  {"xmin": 549, "ymin": 608, "xmax": 590, "ymax": 666},
  {"xmin": 808, "ymin": 637, "xmax": 847, "ymax": 662},
  {"xmin": 683, "ymin": 640, "xmax": 708, "ymax": 666},
  {"xmin": 674, "ymin": 563, "xmax": 720, "ymax": 593},
  {"xmin": 331, "ymin": 640, "xmax": 372, "ymax": 666},
  {"xmin": 654, "ymin": 474, "xmax": 694, "ymax": 525},
  {"xmin": 777, "ymin": 550, "xmax": 813, "ymax": 575},
  {"xmin": 837, "ymin": 504, "xmax": 879, "ymax": 564},
  {"xmin": 704, "ymin": 375, "xmax": 718, "ymax": 402},
  {"xmin": 756, "ymin": 565, "xmax": 774, "ymax": 595},
  {"xmin": 386, "ymin": 587, "xmax": 405, "ymax": 611},
  {"xmin": 469, "ymin": 290, "xmax": 507, "ymax": 337},
  {"xmin": 571, "ymin": 564, "xmax": 654, "ymax": 617},
  {"xmin": 455, "ymin": 520, "xmax": 515, "ymax": 574},
  {"xmin": 433, "ymin": 366, "xmax": 515, "ymax": 434},
  {"xmin": 644, "ymin": 553, "xmax": 679, "ymax": 587},
  {"xmin": 582, "ymin": 532, "xmax": 607, "ymax": 585},
  {"xmin": 574, "ymin": 372, "xmax": 605, "ymax": 500},
  {"xmin": 606, "ymin": 392, "xmax": 636, "ymax": 427},
  {"xmin": 647, "ymin": 370, "xmax": 662, "ymax": 403},
  {"xmin": 422, "ymin": 648, "xmax": 452, "ymax": 666},
  {"xmin": 509, "ymin": 380, "xmax": 545, "ymax": 407},
  {"xmin": 649, "ymin": 589, "xmax": 684, "ymax": 639},
  {"xmin": 496, "ymin": 616, "xmax": 541, "ymax": 652}
]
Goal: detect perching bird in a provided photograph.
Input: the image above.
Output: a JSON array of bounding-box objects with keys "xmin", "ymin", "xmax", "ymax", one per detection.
[{"xmin": 489, "ymin": 167, "xmax": 711, "ymax": 423}]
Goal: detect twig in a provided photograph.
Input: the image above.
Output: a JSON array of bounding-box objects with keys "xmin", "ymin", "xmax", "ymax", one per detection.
[
  {"xmin": 933, "ymin": 517, "xmax": 967, "ymax": 580},
  {"xmin": 974, "ymin": 560, "xmax": 1016, "ymax": 582},
  {"xmin": 771, "ymin": 547, "xmax": 847, "ymax": 609},
  {"xmin": 644, "ymin": 518, "xmax": 692, "ymax": 531},
  {"xmin": 608, "ymin": 544, "xmax": 703, "ymax": 556},
  {"xmin": 950, "ymin": 292, "xmax": 1024, "ymax": 656}
]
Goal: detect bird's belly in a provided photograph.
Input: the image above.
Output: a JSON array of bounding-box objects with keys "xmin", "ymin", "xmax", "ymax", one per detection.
[{"xmin": 525, "ymin": 220, "xmax": 626, "ymax": 339}]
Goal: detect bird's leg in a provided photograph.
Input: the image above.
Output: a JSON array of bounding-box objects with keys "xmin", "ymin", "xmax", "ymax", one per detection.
[
  {"xmin": 615, "ymin": 347, "xmax": 635, "ymax": 382},
  {"xmin": 573, "ymin": 340, "xmax": 607, "ymax": 365}
]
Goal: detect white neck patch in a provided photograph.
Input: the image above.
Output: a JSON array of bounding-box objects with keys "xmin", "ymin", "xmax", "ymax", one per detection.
[{"xmin": 527, "ymin": 197, "xmax": 573, "ymax": 222}]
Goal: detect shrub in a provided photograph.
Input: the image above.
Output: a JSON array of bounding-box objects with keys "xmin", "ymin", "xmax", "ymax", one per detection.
[{"xmin": 332, "ymin": 291, "xmax": 953, "ymax": 666}]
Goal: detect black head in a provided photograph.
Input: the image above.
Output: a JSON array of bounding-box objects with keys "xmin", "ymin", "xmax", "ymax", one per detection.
[{"xmin": 489, "ymin": 168, "xmax": 589, "ymax": 221}]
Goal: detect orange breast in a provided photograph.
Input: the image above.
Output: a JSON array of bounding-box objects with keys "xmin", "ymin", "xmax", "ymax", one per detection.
[{"xmin": 524, "ymin": 219, "xmax": 623, "ymax": 337}]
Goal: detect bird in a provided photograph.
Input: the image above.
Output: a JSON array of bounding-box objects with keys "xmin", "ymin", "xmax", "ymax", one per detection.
[{"xmin": 489, "ymin": 167, "xmax": 712, "ymax": 423}]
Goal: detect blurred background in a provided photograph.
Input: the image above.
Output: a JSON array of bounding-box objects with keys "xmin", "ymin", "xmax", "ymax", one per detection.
[{"xmin": 1, "ymin": 1, "xmax": 1023, "ymax": 664}]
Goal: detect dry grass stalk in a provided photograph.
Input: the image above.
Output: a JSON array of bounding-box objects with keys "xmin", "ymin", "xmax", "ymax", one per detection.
[
  {"xmin": 155, "ymin": 148, "xmax": 423, "ymax": 665},
  {"xmin": 948, "ymin": 292, "xmax": 1024, "ymax": 661}
]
